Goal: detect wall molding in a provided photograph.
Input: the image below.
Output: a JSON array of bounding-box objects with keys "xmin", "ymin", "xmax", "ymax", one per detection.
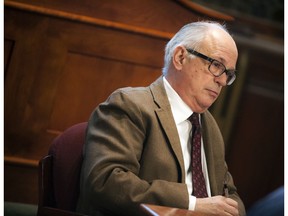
[
  {"xmin": 5, "ymin": 0, "xmax": 174, "ymax": 40},
  {"xmin": 176, "ymin": 0, "xmax": 234, "ymax": 21},
  {"xmin": 5, "ymin": 156, "xmax": 38, "ymax": 168}
]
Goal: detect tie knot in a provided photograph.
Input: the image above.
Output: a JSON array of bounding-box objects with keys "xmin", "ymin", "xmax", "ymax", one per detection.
[{"xmin": 189, "ymin": 113, "xmax": 200, "ymax": 126}]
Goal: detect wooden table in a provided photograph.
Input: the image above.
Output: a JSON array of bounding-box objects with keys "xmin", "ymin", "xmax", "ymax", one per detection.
[{"xmin": 140, "ymin": 204, "xmax": 207, "ymax": 216}]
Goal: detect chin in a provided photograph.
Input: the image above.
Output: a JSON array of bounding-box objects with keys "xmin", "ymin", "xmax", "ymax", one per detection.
[{"xmin": 200, "ymin": 102, "xmax": 213, "ymax": 112}]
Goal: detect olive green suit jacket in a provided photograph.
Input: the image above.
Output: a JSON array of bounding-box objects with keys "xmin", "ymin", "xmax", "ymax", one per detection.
[{"xmin": 77, "ymin": 77, "xmax": 246, "ymax": 216}]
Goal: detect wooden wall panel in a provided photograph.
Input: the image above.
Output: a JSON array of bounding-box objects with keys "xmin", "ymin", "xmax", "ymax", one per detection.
[
  {"xmin": 225, "ymin": 43, "xmax": 284, "ymax": 208},
  {"xmin": 4, "ymin": 7, "xmax": 167, "ymax": 160},
  {"xmin": 7, "ymin": 0, "xmax": 206, "ymax": 33},
  {"xmin": 4, "ymin": 4, "xmax": 170, "ymax": 203},
  {"xmin": 5, "ymin": 163, "xmax": 38, "ymax": 204},
  {"xmin": 48, "ymin": 52, "xmax": 160, "ymax": 132},
  {"xmin": 4, "ymin": 39, "xmax": 15, "ymax": 79},
  {"xmin": 228, "ymin": 90, "xmax": 284, "ymax": 208}
]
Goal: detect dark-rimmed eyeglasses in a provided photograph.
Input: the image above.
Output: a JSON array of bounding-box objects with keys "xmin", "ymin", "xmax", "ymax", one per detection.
[{"xmin": 186, "ymin": 48, "xmax": 236, "ymax": 86}]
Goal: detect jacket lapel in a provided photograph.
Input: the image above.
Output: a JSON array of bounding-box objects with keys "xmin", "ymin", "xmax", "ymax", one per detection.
[
  {"xmin": 201, "ymin": 112, "xmax": 222, "ymax": 195},
  {"xmin": 149, "ymin": 77, "xmax": 186, "ymax": 182}
]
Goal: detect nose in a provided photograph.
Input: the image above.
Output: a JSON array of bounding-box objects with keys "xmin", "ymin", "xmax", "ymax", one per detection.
[{"xmin": 214, "ymin": 73, "xmax": 227, "ymax": 86}]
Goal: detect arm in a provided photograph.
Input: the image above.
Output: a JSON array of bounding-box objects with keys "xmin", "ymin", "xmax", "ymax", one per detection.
[
  {"xmin": 194, "ymin": 170, "xmax": 246, "ymax": 216},
  {"xmin": 80, "ymin": 89, "xmax": 189, "ymax": 215},
  {"xmin": 197, "ymin": 112, "xmax": 246, "ymax": 216}
]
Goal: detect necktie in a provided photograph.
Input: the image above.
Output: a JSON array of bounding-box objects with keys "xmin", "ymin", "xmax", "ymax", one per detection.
[{"xmin": 189, "ymin": 113, "xmax": 208, "ymax": 198}]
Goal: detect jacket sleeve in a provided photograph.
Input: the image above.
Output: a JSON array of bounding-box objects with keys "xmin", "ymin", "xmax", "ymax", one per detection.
[
  {"xmin": 202, "ymin": 111, "xmax": 246, "ymax": 216},
  {"xmin": 225, "ymin": 166, "xmax": 246, "ymax": 216},
  {"xmin": 77, "ymin": 89, "xmax": 189, "ymax": 216}
]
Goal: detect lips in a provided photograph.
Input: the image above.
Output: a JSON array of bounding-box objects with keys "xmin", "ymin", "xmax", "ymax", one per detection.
[{"xmin": 207, "ymin": 89, "xmax": 219, "ymax": 98}]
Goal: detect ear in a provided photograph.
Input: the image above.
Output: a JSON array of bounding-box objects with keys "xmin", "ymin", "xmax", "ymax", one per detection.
[{"xmin": 172, "ymin": 46, "xmax": 186, "ymax": 70}]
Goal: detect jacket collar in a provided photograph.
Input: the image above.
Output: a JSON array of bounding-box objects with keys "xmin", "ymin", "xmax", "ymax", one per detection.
[{"xmin": 149, "ymin": 76, "xmax": 186, "ymax": 182}]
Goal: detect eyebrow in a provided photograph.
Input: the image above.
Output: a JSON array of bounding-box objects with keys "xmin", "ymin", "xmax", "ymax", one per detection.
[
  {"xmin": 216, "ymin": 56, "xmax": 226, "ymax": 64},
  {"xmin": 217, "ymin": 57, "xmax": 236, "ymax": 71}
]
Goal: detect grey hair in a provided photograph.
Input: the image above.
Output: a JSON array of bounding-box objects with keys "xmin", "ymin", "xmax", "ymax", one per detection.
[{"xmin": 162, "ymin": 21, "xmax": 228, "ymax": 75}]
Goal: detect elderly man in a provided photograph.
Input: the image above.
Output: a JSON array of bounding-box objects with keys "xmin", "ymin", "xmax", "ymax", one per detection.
[{"xmin": 77, "ymin": 21, "xmax": 246, "ymax": 216}]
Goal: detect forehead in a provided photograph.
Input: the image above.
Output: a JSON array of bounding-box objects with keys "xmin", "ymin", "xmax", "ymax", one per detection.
[{"xmin": 202, "ymin": 31, "xmax": 238, "ymax": 67}]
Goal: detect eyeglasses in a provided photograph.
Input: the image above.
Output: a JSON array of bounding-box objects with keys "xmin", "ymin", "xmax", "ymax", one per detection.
[{"xmin": 186, "ymin": 48, "xmax": 236, "ymax": 85}]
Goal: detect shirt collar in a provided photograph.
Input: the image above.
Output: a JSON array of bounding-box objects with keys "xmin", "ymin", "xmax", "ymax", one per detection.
[{"xmin": 163, "ymin": 77, "xmax": 193, "ymax": 124}]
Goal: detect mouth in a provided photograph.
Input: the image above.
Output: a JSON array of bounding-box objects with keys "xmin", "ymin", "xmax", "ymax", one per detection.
[{"xmin": 207, "ymin": 89, "xmax": 219, "ymax": 99}]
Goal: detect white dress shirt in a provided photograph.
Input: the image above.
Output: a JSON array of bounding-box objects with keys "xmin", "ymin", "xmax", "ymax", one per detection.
[{"xmin": 163, "ymin": 77, "xmax": 211, "ymax": 210}]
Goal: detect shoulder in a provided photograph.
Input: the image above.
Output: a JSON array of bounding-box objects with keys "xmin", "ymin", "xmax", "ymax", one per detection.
[
  {"xmin": 202, "ymin": 110, "xmax": 218, "ymax": 126},
  {"xmin": 106, "ymin": 76, "xmax": 166, "ymax": 108},
  {"xmin": 107, "ymin": 86, "xmax": 153, "ymax": 107},
  {"xmin": 202, "ymin": 110, "xmax": 223, "ymax": 142}
]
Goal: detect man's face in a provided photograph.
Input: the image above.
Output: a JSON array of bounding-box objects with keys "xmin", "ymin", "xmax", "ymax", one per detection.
[
  {"xmin": 182, "ymin": 55, "xmax": 224, "ymax": 111},
  {"xmin": 171, "ymin": 31, "xmax": 238, "ymax": 113}
]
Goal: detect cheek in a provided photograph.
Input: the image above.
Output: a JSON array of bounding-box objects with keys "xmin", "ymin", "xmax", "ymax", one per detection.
[
  {"xmin": 197, "ymin": 67, "xmax": 214, "ymax": 84},
  {"xmin": 183, "ymin": 62, "xmax": 209, "ymax": 87},
  {"xmin": 190, "ymin": 68, "xmax": 206, "ymax": 84}
]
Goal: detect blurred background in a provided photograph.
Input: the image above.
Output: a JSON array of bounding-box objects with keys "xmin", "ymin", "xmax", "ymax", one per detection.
[{"xmin": 4, "ymin": 0, "xmax": 283, "ymax": 214}]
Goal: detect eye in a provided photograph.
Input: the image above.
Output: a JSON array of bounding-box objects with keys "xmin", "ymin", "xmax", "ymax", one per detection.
[{"xmin": 211, "ymin": 60, "xmax": 223, "ymax": 69}]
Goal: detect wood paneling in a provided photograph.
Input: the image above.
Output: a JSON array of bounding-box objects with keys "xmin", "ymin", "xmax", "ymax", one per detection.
[
  {"xmin": 5, "ymin": 162, "xmax": 38, "ymax": 204},
  {"xmin": 225, "ymin": 42, "xmax": 284, "ymax": 209},
  {"xmin": 4, "ymin": 39, "xmax": 15, "ymax": 80},
  {"xmin": 48, "ymin": 52, "xmax": 161, "ymax": 131},
  {"xmin": 5, "ymin": 0, "xmax": 228, "ymax": 34},
  {"xmin": 228, "ymin": 90, "xmax": 284, "ymax": 208},
  {"xmin": 4, "ymin": 6, "xmax": 166, "ymax": 160}
]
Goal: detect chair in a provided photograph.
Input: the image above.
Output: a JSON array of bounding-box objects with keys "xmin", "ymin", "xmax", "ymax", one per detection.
[{"xmin": 37, "ymin": 122, "xmax": 88, "ymax": 216}]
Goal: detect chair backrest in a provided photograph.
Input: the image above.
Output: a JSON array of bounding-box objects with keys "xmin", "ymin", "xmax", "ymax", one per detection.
[{"xmin": 38, "ymin": 122, "xmax": 88, "ymax": 216}]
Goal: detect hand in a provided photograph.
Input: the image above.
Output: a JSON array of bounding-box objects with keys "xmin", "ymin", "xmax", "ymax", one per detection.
[{"xmin": 195, "ymin": 196, "xmax": 239, "ymax": 216}]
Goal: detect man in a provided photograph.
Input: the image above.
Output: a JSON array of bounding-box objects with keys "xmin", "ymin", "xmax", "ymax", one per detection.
[{"xmin": 77, "ymin": 21, "xmax": 246, "ymax": 216}]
